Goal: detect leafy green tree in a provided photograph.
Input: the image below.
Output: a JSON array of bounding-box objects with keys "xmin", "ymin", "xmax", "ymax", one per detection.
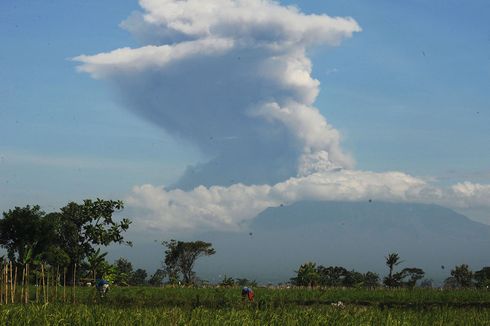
[
  {"xmin": 162, "ymin": 240, "xmax": 216, "ymax": 284},
  {"xmin": 52, "ymin": 199, "xmax": 131, "ymax": 280},
  {"xmin": 383, "ymin": 252, "xmax": 403, "ymax": 287},
  {"xmin": 130, "ymin": 269, "xmax": 148, "ymax": 285},
  {"xmin": 400, "ymin": 267, "xmax": 425, "ymax": 288},
  {"xmin": 342, "ymin": 270, "xmax": 364, "ymax": 288},
  {"xmin": 317, "ymin": 266, "xmax": 348, "ymax": 287},
  {"xmin": 0, "ymin": 205, "xmax": 47, "ymax": 263},
  {"xmin": 450, "ymin": 264, "xmax": 473, "ymax": 288},
  {"xmin": 363, "ymin": 271, "xmax": 380, "ymax": 288},
  {"xmin": 113, "ymin": 257, "xmax": 133, "ymax": 286},
  {"xmin": 291, "ymin": 262, "xmax": 320, "ymax": 287},
  {"xmin": 148, "ymin": 269, "xmax": 166, "ymax": 286},
  {"xmin": 474, "ymin": 267, "xmax": 490, "ymax": 288}
]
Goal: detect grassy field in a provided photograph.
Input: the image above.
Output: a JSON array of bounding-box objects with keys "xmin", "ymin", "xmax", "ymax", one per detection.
[{"xmin": 0, "ymin": 287, "xmax": 489, "ymax": 325}]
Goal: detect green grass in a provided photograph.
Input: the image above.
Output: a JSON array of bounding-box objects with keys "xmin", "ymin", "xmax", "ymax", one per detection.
[{"xmin": 1, "ymin": 287, "xmax": 489, "ymax": 325}]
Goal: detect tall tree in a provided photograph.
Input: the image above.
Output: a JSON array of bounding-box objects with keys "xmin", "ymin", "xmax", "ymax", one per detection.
[
  {"xmin": 162, "ymin": 240, "xmax": 216, "ymax": 284},
  {"xmin": 383, "ymin": 252, "xmax": 403, "ymax": 287},
  {"xmin": 53, "ymin": 199, "xmax": 131, "ymax": 279}
]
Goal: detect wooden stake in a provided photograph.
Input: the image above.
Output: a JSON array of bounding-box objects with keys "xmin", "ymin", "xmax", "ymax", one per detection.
[
  {"xmin": 13, "ymin": 265, "xmax": 17, "ymax": 304},
  {"xmin": 21, "ymin": 265, "xmax": 25, "ymax": 304},
  {"xmin": 63, "ymin": 267, "xmax": 66, "ymax": 303},
  {"xmin": 72, "ymin": 264, "xmax": 76, "ymax": 304},
  {"xmin": 25, "ymin": 264, "xmax": 29, "ymax": 304}
]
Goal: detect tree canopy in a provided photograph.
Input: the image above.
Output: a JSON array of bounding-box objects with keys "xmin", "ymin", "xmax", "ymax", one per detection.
[{"xmin": 162, "ymin": 239, "xmax": 216, "ymax": 284}]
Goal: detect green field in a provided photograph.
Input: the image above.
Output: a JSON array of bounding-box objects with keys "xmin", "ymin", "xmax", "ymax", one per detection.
[{"xmin": 0, "ymin": 287, "xmax": 489, "ymax": 325}]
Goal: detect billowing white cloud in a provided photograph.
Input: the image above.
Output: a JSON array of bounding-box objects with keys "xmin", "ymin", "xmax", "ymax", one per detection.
[
  {"xmin": 449, "ymin": 182, "xmax": 490, "ymax": 208},
  {"xmin": 126, "ymin": 170, "xmax": 428, "ymax": 231}
]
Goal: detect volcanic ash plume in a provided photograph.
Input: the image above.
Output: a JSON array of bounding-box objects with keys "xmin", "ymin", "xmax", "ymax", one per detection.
[
  {"xmin": 75, "ymin": 1, "xmax": 490, "ymax": 231},
  {"xmin": 75, "ymin": 0, "xmax": 361, "ymax": 189}
]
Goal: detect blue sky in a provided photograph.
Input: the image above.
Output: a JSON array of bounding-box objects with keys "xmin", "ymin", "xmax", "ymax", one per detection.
[{"xmin": 1, "ymin": 0, "xmax": 489, "ymax": 225}]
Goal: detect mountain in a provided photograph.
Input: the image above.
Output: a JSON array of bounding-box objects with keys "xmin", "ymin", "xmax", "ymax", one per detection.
[{"xmin": 193, "ymin": 201, "xmax": 490, "ymax": 284}]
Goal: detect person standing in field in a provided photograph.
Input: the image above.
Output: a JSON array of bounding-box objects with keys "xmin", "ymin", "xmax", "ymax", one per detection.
[
  {"xmin": 241, "ymin": 287, "xmax": 254, "ymax": 302},
  {"xmin": 96, "ymin": 279, "xmax": 110, "ymax": 297}
]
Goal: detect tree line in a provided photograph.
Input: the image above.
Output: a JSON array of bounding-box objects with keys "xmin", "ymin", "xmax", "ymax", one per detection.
[
  {"xmin": 1, "ymin": 201, "xmax": 489, "ymax": 288},
  {"xmin": 291, "ymin": 252, "xmax": 490, "ymax": 289}
]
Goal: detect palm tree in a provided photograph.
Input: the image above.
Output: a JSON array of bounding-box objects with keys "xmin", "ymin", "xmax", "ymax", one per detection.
[{"xmin": 385, "ymin": 253, "xmax": 402, "ymax": 279}]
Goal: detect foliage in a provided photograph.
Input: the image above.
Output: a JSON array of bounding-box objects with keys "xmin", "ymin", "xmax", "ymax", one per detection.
[
  {"xmin": 113, "ymin": 258, "xmax": 134, "ymax": 286},
  {"xmin": 449, "ymin": 264, "xmax": 473, "ymax": 288},
  {"xmin": 85, "ymin": 248, "xmax": 108, "ymax": 282},
  {"xmin": 383, "ymin": 252, "xmax": 403, "ymax": 287},
  {"xmin": 399, "ymin": 268, "xmax": 425, "ymax": 288},
  {"xmin": 291, "ymin": 262, "xmax": 320, "ymax": 287},
  {"xmin": 149, "ymin": 269, "xmax": 167, "ymax": 286},
  {"xmin": 474, "ymin": 267, "xmax": 490, "ymax": 288},
  {"xmin": 219, "ymin": 275, "xmax": 235, "ymax": 287},
  {"xmin": 130, "ymin": 269, "xmax": 148, "ymax": 286},
  {"xmin": 0, "ymin": 205, "xmax": 47, "ymax": 263},
  {"xmin": 1, "ymin": 287, "xmax": 490, "ymax": 325},
  {"xmin": 162, "ymin": 240, "xmax": 216, "ymax": 284}
]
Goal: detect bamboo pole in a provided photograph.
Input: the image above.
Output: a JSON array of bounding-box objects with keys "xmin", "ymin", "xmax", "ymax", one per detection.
[
  {"xmin": 9, "ymin": 262, "xmax": 13, "ymax": 303},
  {"xmin": 0, "ymin": 264, "xmax": 3, "ymax": 305},
  {"xmin": 13, "ymin": 265, "xmax": 17, "ymax": 304},
  {"xmin": 46, "ymin": 264, "xmax": 49, "ymax": 304},
  {"xmin": 35, "ymin": 271, "xmax": 39, "ymax": 304},
  {"xmin": 72, "ymin": 264, "xmax": 77, "ymax": 304},
  {"xmin": 5, "ymin": 263, "xmax": 9, "ymax": 304},
  {"xmin": 21, "ymin": 265, "xmax": 25, "ymax": 304},
  {"xmin": 25, "ymin": 264, "xmax": 29, "ymax": 304},
  {"xmin": 63, "ymin": 267, "xmax": 66, "ymax": 303},
  {"xmin": 41, "ymin": 263, "xmax": 46, "ymax": 304},
  {"xmin": 55, "ymin": 266, "xmax": 59, "ymax": 303}
]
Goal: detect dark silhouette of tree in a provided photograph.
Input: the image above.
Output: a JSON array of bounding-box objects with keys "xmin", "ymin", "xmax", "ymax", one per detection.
[
  {"xmin": 162, "ymin": 240, "xmax": 216, "ymax": 284},
  {"xmin": 130, "ymin": 269, "xmax": 148, "ymax": 285},
  {"xmin": 220, "ymin": 275, "xmax": 235, "ymax": 287},
  {"xmin": 474, "ymin": 267, "xmax": 490, "ymax": 288},
  {"xmin": 363, "ymin": 271, "xmax": 380, "ymax": 288},
  {"xmin": 236, "ymin": 278, "xmax": 258, "ymax": 287},
  {"xmin": 291, "ymin": 262, "xmax": 320, "ymax": 287},
  {"xmin": 317, "ymin": 266, "xmax": 347, "ymax": 286},
  {"xmin": 383, "ymin": 252, "xmax": 403, "ymax": 287},
  {"xmin": 450, "ymin": 264, "xmax": 473, "ymax": 288},
  {"xmin": 148, "ymin": 269, "xmax": 166, "ymax": 286},
  {"xmin": 399, "ymin": 267, "xmax": 425, "ymax": 288},
  {"xmin": 0, "ymin": 205, "xmax": 47, "ymax": 264}
]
